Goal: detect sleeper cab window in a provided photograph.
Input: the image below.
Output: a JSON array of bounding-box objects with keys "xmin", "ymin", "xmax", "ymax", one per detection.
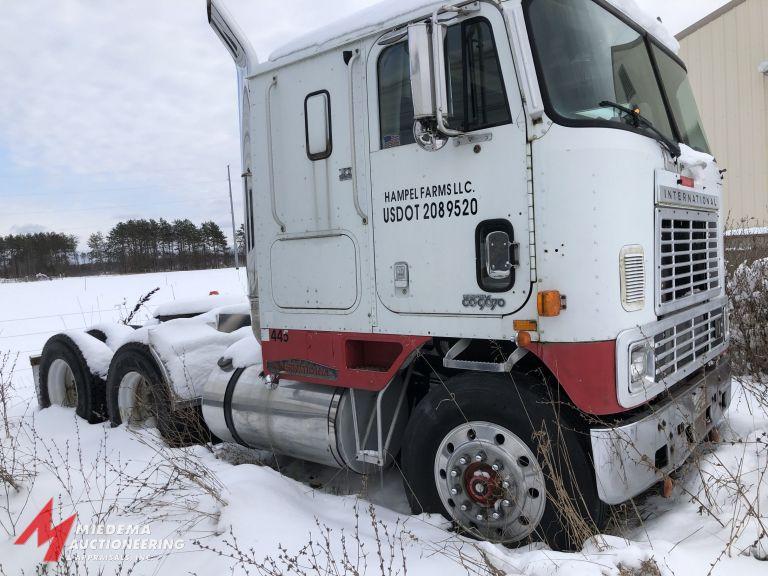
[
  {"xmin": 305, "ymin": 90, "xmax": 333, "ymax": 160},
  {"xmin": 377, "ymin": 17, "xmax": 512, "ymax": 150}
]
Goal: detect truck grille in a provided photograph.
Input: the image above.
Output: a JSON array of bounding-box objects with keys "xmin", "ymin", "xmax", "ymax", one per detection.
[
  {"xmin": 656, "ymin": 208, "xmax": 720, "ymax": 315},
  {"xmin": 654, "ymin": 306, "xmax": 726, "ymax": 382}
]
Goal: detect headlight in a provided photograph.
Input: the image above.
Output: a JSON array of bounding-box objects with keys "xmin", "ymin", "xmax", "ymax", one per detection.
[{"xmin": 629, "ymin": 340, "xmax": 654, "ymax": 393}]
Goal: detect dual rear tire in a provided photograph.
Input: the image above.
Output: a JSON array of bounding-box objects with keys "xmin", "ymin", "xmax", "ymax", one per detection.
[
  {"xmin": 105, "ymin": 342, "xmax": 211, "ymax": 447},
  {"xmin": 38, "ymin": 334, "xmax": 107, "ymax": 424},
  {"xmin": 39, "ymin": 335, "xmax": 210, "ymax": 447}
]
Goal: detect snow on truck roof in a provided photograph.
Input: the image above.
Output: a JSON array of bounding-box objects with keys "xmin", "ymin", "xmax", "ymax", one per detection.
[
  {"xmin": 267, "ymin": 0, "xmax": 679, "ymax": 62},
  {"xmin": 269, "ymin": 0, "xmax": 443, "ymax": 61}
]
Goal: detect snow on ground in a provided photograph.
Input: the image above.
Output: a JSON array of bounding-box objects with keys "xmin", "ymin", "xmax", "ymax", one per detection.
[
  {"xmin": 0, "ymin": 269, "xmax": 767, "ymax": 575},
  {"xmin": 0, "ymin": 268, "xmax": 247, "ymax": 396}
]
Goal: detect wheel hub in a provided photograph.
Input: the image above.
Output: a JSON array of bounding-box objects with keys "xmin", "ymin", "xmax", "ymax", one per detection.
[
  {"xmin": 464, "ymin": 462, "xmax": 503, "ymax": 507},
  {"xmin": 118, "ymin": 372, "xmax": 155, "ymax": 427},
  {"xmin": 434, "ymin": 422, "xmax": 546, "ymax": 543},
  {"xmin": 48, "ymin": 359, "xmax": 78, "ymax": 408}
]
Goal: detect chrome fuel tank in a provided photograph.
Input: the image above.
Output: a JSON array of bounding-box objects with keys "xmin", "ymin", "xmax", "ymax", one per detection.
[{"xmin": 203, "ymin": 365, "xmax": 405, "ymax": 473}]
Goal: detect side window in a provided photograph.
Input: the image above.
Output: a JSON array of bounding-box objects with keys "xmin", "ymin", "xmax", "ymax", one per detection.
[
  {"xmin": 304, "ymin": 90, "xmax": 332, "ymax": 160},
  {"xmin": 445, "ymin": 19, "xmax": 511, "ymax": 132},
  {"xmin": 378, "ymin": 42, "xmax": 415, "ymax": 149},
  {"xmin": 377, "ymin": 17, "xmax": 511, "ymax": 149}
]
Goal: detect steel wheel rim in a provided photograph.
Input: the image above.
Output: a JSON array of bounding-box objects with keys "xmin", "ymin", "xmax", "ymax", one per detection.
[
  {"xmin": 434, "ymin": 421, "xmax": 546, "ymax": 543},
  {"xmin": 118, "ymin": 372, "xmax": 155, "ymax": 427},
  {"xmin": 48, "ymin": 359, "xmax": 78, "ymax": 408}
]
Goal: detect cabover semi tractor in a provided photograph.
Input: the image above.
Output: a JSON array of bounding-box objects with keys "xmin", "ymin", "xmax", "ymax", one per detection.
[{"xmin": 33, "ymin": 0, "xmax": 731, "ymax": 550}]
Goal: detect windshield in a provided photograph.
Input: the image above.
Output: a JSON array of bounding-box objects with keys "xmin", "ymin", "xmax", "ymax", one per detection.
[
  {"xmin": 525, "ymin": 0, "xmax": 709, "ymax": 153},
  {"xmin": 651, "ymin": 44, "xmax": 710, "ymax": 153}
]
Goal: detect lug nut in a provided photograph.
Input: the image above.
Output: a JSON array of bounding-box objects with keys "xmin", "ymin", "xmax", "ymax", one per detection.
[
  {"xmin": 474, "ymin": 451, "xmax": 487, "ymax": 463},
  {"xmin": 501, "ymin": 480, "xmax": 510, "ymax": 489},
  {"xmin": 460, "ymin": 502, "xmax": 469, "ymax": 511},
  {"xmin": 491, "ymin": 461, "xmax": 504, "ymax": 472},
  {"xmin": 475, "ymin": 513, "xmax": 485, "ymax": 521},
  {"xmin": 491, "ymin": 512, "xmax": 501, "ymax": 521},
  {"xmin": 450, "ymin": 468, "xmax": 460, "ymax": 478},
  {"xmin": 501, "ymin": 499, "xmax": 511, "ymax": 508},
  {"xmin": 450, "ymin": 486, "xmax": 460, "ymax": 496},
  {"xmin": 458, "ymin": 456, "xmax": 469, "ymax": 465}
]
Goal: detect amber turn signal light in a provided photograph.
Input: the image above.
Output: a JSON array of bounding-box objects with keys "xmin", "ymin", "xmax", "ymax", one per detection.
[
  {"xmin": 513, "ymin": 320, "xmax": 538, "ymax": 332},
  {"xmin": 538, "ymin": 290, "xmax": 563, "ymax": 317},
  {"xmin": 516, "ymin": 331, "xmax": 532, "ymax": 347}
]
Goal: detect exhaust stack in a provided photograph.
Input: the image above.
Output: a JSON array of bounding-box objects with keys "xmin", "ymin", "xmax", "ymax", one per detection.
[{"xmin": 207, "ymin": 0, "xmax": 258, "ymax": 71}]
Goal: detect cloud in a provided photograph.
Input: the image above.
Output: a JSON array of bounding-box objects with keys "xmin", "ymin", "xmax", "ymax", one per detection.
[
  {"xmin": 9, "ymin": 224, "xmax": 49, "ymax": 235},
  {"xmin": 0, "ymin": 0, "xmax": 383, "ymax": 178},
  {"xmin": 0, "ymin": 0, "xmax": 379, "ymax": 243}
]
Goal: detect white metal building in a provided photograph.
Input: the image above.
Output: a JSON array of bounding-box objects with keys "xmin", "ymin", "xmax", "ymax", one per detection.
[{"xmin": 677, "ymin": 0, "xmax": 768, "ymax": 227}]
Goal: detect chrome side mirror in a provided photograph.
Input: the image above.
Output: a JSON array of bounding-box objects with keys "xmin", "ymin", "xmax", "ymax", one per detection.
[
  {"xmin": 408, "ymin": 22, "xmax": 435, "ymax": 120},
  {"xmin": 408, "ymin": 18, "xmax": 464, "ymax": 150}
]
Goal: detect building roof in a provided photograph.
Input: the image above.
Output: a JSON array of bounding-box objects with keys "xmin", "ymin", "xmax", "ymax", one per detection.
[{"xmin": 676, "ymin": 0, "xmax": 747, "ymax": 41}]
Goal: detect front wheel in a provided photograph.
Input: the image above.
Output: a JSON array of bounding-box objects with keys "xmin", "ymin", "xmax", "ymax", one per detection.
[{"xmin": 400, "ymin": 372, "xmax": 605, "ymax": 550}]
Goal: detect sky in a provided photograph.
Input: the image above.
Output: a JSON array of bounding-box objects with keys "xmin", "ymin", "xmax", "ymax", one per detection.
[{"xmin": 0, "ymin": 0, "xmax": 730, "ymax": 249}]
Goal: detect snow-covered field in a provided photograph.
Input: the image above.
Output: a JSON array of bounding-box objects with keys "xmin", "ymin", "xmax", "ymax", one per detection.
[{"xmin": 0, "ymin": 269, "xmax": 766, "ymax": 575}]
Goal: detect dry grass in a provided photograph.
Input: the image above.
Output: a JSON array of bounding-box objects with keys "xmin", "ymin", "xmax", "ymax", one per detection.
[
  {"xmin": 533, "ymin": 425, "xmax": 604, "ymax": 549},
  {"xmin": 0, "ymin": 350, "xmax": 18, "ymax": 438},
  {"xmin": 617, "ymin": 559, "xmax": 662, "ymax": 576},
  {"xmin": 121, "ymin": 287, "xmax": 160, "ymax": 325},
  {"xmin": 727, "ymin": 257, "xmax": 768, "ymax": 407},
  {"xmin": 0, "ymin": 352, "xmax": 36, "ymax": 537}
]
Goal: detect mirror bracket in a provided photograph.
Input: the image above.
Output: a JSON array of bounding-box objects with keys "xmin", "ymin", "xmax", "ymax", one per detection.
[{"xmin": 453, "ymin": 132, "xmax": 492, "ymax": 147}]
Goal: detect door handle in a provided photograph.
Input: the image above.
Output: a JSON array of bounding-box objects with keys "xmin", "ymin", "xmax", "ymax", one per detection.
[{"xmin": 475, "ymin": 220, "xmax": 517, "ymax": 293}]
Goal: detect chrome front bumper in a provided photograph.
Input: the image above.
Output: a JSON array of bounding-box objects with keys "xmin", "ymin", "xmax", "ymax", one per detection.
[{"xmin": 591, "ymin": 358, "xmax": 731, "ymax": 505}]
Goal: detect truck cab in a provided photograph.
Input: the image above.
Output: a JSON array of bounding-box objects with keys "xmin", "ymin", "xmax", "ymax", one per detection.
[{"xmin": 206, "ymin": 0, "xmax": 730, "ymax": 548}]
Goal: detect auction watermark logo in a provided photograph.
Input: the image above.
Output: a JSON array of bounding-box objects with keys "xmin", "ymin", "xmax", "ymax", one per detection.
[
  {"xmin": 14, "ymin": 499, "xmax": 77, "ymax": 562},
  {"xmin": 15, "ymin": 499, "xmax": 185, "ymax": 563}
]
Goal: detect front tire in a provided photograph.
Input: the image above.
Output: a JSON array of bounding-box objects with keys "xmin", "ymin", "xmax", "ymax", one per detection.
[{"xmin": 400, "ymin": 371, "xmax": 604, "ymax": 550}]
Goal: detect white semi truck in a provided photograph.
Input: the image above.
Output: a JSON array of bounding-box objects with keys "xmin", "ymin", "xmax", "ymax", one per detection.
[{"xmin": 33, "ymin": 0, "xmax": 731, "ymax": 550}]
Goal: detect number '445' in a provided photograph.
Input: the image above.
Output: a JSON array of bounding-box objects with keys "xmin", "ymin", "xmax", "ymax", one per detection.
[{"xmin": 270, "ymin": 329, "xmax": 289, "ymax": 343}]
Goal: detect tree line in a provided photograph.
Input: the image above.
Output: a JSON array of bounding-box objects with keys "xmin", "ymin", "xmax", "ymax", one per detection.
[
  {"xmin": 0, "ymin": 219, "xmax": 245, "ymax": 279},
  {"xmin": 0, "ymin": 232, "xmax": 79, "ymax": 279}
]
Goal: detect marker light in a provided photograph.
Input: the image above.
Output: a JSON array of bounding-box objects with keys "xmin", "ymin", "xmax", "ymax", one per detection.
[
  {"xmin": 516, "ymin": 331, "xmax": 532, "ymax": 347},
  {"xmin": 537, "ymin": 291, "xmax": 563, "ymax": 317},
  {"xmin": 678, "ymin": 176, "xmax": 695, "ymax": 188},
  {"xmin": 513, "ymin": 320, "xmax": 538, "ymax": 332}
]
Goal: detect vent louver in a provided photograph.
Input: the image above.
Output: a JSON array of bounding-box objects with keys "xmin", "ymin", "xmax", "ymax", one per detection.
[{"xmin": 621, "ymin": 246, "xmax": 646, "ymax": 312}]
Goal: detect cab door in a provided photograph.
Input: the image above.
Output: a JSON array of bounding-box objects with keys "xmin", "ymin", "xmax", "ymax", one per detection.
[{"xmin": 367, "ymin": 3, "xmax": 531, "ymax": 317}]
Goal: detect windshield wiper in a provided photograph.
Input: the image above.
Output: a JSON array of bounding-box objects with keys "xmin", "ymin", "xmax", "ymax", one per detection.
[{"xmin": 599, "ymin": 100, "xmax": 681, "ymax": 158}]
